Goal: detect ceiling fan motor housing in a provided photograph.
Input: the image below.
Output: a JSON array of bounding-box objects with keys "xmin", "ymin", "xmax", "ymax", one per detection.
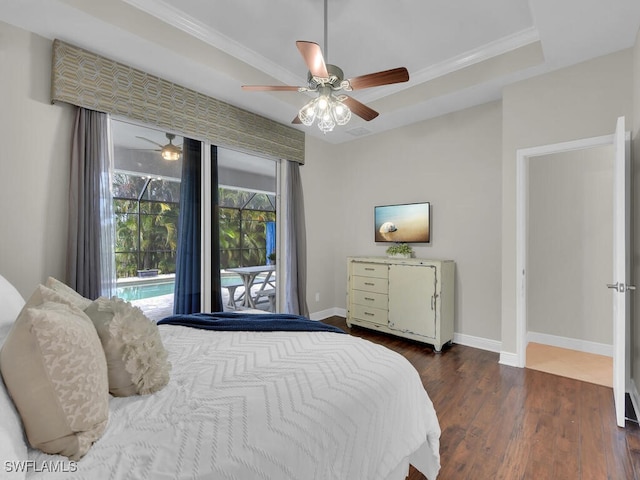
[{"xmin": 308, "ymin": 64, "xmax": 344, "ymax": 90}]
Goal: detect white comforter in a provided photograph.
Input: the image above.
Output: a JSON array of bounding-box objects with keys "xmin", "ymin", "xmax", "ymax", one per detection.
[{"xmin": 27, "ymin": 325, "xmax": 440, "ymax": 480}]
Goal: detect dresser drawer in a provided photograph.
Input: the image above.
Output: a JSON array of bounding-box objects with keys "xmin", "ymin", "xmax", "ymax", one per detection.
[
  {"xmin": 351, "ymin": 304, "xmax": 388, "ymax": 326},
  {"xmin": 352, "ymin": 262, "xmax": 388, "ymax": 279},
  {"xmin": 352, "ymin": 289, "xmax": 388, "ymax": 310},
  {"xmin": 352, "ymin": 275, "xmax": 388, "ymax": 294}
]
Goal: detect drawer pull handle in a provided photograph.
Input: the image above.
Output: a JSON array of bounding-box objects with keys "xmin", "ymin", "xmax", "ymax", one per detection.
[
  {"xmin": 364, "ymin": 268, "xmax": 375, "ymax": 271},
  {"xmin": 364, "ymin": 312, "xmax": 375, "ymax": 316},
  {"xmin": 364, "ymin": 282, "xmax": 375, "ymax": 286},
  {"xmin": 364, "ymin": 297, "xmax": 375, "ymax": 301}
]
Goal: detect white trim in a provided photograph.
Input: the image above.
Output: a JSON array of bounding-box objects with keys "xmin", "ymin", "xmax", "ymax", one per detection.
[
  {"xmin": 310, "ymin": 308, "xmax": 346, "ymax": 321},
  {"xmin": 201, "ymin": 142, "xmax": 213, "ymax": 312},
  {"xmin": 122, "ymin": 0, "xmax": 302, "ymax": 88},
  {"xmin": 499, "ymin": 351, "xmax": 519, "ymax": 367},
  {"xmin": 275, "ymin": 160, "xmax": 285, "ymax": 313},
  {"xmin": 527, "ymin": 331, "xmax": 612, "ymax": 357},
  {"xmin": 515, "ymin": 133, "xmax": 617, "ymax": 368},
  {"xmin": 124, "ymin": 0, "xmax": 539, "ymax": 105},
  {"xmin": 358, "ymin": 26, "xmax": 540, "ymax": 103},
  {"xmin": 453, "ymin": 333, "xmax": 501, "ymax": 353}
]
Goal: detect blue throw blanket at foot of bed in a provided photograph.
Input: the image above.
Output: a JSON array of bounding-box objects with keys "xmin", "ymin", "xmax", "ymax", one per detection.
[{"xmin": 157, "ymin": 312, "xmax": 345, "ymax": 334}]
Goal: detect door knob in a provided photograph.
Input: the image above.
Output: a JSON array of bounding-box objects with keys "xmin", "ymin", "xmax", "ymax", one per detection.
[{"xmin": 607, "ymin": 282, "xmax": 636, "ymax": 292}]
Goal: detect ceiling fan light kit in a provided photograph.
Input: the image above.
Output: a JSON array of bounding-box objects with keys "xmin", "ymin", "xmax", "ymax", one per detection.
[
  {"xmin": 241, "ymin": 0, "xmax": 409, "ymax": 134},
  {"xmin": 136, "ymin": 132, "xmax": 183, "ymax": 160},
  {"xmin": 298, "ymin": 87, "xmax": 352, "ymax": 133}
]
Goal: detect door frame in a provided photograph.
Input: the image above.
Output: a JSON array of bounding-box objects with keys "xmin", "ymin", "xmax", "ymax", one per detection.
[{"xmin": 515, "ymin": 133, "xmax": 623, "ymax": 368}]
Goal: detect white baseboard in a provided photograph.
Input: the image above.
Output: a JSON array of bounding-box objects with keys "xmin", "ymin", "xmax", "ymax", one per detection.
[
  {"xmin": 499, "ymin": 351, "xmax": 519, "ymax": 367},
  {"xmin": 527, "ymin": 331, "xmax": 612, "ymax": 357},
  {"xmin": 629, "ymin": 380, "xmax": 640, "ymax": 421},
  {"xmin": 453, "ymin": 332, "xmax": 501, "ymax": 353},
  {"xmin": 309, "ymin": 307, "xmax": 346, "ymax": 321}
]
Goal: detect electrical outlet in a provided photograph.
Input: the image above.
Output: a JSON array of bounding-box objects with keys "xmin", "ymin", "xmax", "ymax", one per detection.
[{"xmin": 315, "ymin": 292, "xmax": 320, "ymax": 302}]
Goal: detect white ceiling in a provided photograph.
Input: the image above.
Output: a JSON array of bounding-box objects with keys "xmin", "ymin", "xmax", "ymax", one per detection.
[{"xmin": 1, "ymin": 0, "xmax": 639, "ymax": 145}]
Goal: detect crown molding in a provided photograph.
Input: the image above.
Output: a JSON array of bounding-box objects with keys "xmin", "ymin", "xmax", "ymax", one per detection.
[{"xmin": 123, "ymin": 0, "xmax": 302, "ymax": 87}]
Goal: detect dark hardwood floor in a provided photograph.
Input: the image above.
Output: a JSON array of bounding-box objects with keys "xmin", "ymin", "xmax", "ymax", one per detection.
[{"xmin": 321, "ymin": 316, "xmax": 640, "ymax": 480}]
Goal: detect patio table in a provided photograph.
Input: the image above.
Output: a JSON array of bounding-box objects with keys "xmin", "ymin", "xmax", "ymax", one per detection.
[{"xmin": 226, "ymin": 265, "xmax": 275, "ymax": 308}]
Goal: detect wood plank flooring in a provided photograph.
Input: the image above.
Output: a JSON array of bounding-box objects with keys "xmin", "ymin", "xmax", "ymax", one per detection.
[{"xmin": 321, "ymin": 316, "xmax": 640, "ymax": 480}]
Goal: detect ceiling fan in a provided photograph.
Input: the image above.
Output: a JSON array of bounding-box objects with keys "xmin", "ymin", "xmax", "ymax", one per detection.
[
  {"xmin": 241, "ymin": 0, "xmax": 409, "ymax": 133},
  {"xmin": 136, "ymin": 133, "xmax": 183, "ymax": 161}
]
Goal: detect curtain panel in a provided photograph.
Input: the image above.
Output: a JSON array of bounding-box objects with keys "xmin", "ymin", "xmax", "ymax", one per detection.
[
  {"xmin": 174, "ymin": 138, "xmax": 203, "ymax": 314},
  {"xmin": 282, "ymin": 161, "xmax": 310, "ymax": 317},
  {"xmin": 67, "ymin": 107, "xmax": 115, "ymax": 299}
]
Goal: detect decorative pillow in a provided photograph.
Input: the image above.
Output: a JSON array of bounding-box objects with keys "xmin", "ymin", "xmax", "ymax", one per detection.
[
  {"xmin": 0, "ymin": 290, "xmax": 109, "ymax": 461},
  {"xmin": 84, "ymin": 297, "xmax": 171, "ymax": 397},
  {"xmin": 0, "ymin": 274, "xmax": 25, "ymax": 328},
  {"xmin": 0, "ymin": 276, "xmax": 28, "ymax": 479},
  {"xmin": 45, "ymin": 276, "xmax": 92, "ymax": 311}
]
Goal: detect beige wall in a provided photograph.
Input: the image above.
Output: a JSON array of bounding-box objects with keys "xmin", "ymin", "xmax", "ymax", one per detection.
[
  {"xmin": 501, "ymin": 49, "xmax": 633, "ymax": 355},
  {"xmin": 632, "ymin": 27, "xmax": 640, "ymax": 391},
  {"xmin": 300, "ymin": 136, "xmax": 344, "ymax": 315},
  {"xmin": 318, "ymin": 101, "xmax": 504, "ymax": 341},
  {"xmin": 528, "ymin": 146, "xmax": 613, "ymax": 344},
  {"xmin": 1, "ymin": 19, "xmax": 638, "ymax": 359},
  {"xmin": 0, "ymin": 21, "xmax": 74, "ymax": 298}
]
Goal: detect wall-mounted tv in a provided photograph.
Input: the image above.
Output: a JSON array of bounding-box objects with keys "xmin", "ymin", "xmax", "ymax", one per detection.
[{"xmin": 374, "ymin": 202, "xmax": 431, "ymax": 243}]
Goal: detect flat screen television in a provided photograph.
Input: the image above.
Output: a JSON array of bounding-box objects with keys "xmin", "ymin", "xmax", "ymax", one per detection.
[{"xmin": 374, "ymin": 202, "xmax": 430, "ymax": 243}]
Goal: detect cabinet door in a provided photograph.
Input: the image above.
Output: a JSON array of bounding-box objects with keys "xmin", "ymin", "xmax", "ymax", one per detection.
[{"xmin": 388, "ymin": 264, "xmax": 437, "ymax": 338}]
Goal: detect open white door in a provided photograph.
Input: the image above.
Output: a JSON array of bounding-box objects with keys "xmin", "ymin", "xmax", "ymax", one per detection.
[{"xmin": 609, "ymin": 116, "xmax": 632, "ymax": 428}]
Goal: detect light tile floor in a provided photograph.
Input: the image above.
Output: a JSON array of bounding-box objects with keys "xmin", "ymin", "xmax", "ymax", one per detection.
[{"xmin": 132, "ymin": 284, "xmax": 272, "ymax": 322}]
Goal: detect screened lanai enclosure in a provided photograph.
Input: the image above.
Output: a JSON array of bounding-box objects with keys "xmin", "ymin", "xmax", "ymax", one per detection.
[
  {"xmin": 110, "ymin": 119, "xmax": 278, "ymax": 319},
  {"xmin": 219, "ymin": 188, "xmax": 276, "ymax": 269},
  {"xmin": 112, "ymin": 180, "xmax": 276, "ymax": 278}
]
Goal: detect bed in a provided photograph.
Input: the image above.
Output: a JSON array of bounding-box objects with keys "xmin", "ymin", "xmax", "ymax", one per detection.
[{"xmin": 0, "ymin": 274, "xmax": 441, "ymax": 480}]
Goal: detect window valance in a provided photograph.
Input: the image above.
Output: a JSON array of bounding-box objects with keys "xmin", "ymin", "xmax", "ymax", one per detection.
[{"xmin": 50, "ymin": 39, "xmax": 304, "ymax": 164}]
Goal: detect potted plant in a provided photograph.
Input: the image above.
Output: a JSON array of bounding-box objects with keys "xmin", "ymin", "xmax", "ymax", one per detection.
[
  {"xmin": 386, "ymin": 243, "xmax": 413, "ymax": 259},
  {"xmin": 267, "ymin": 252, "xmax": 276, "ymax": 265}
]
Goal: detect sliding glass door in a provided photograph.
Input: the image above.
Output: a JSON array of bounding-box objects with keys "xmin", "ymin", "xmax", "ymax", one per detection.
[{"xmin": 110, "ymin": 119, "xmax": 279, "ymax": 318}]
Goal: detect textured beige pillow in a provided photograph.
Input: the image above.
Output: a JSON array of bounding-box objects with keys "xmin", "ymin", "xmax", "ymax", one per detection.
[
  {"xmin": 45, "ymin": 277, "xmax": 92, "ymax": 311},
  {"xmin": 84, "ymin": 297, "xmax": 171, "ymax": 397},
  {"xmin": 0, "ymin": 292, "xmax": 108, "ymax": 460}
]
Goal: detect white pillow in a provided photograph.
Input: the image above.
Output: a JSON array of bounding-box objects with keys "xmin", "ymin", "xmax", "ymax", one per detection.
[
  {"xmin": 45, "ymin": 277, "xmax": 92, "ymax": 311},
  {"xmin": 84, "ymin": 297, "xmax": 171, "ymax": 396},
  {"xmin": 0, "ymin": 274, "xmax": 27, "ymax": 479},
  {"xmin": 0, "ymin": 274, "xmax": 25, "ymax": 328},
  {"xmin": 0, "ymin": 289, "xmax": 109, "ymax": 460}
]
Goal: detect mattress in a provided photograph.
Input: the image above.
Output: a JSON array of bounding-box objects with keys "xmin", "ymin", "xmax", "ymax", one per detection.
[{"xmin": 26, "ymin": 325, "xmax": 440, "ymax": 479}]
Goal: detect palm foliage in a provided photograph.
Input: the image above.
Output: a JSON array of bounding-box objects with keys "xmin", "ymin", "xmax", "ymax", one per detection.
[{"xmin": 113, "ymin": 174, "xmax": 276, "ymax": 278}]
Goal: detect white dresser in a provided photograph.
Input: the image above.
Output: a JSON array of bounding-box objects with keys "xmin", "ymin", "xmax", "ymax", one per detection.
[{"xmin": 346, "ymin": 256, "xmax": 455, "ymax": 352}]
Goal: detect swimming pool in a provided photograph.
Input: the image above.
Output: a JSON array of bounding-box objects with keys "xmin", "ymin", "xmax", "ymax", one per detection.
[
  {"xmin": 116, "ymin": 281, "xmax": 175, "ymax": 302},
  {"xmin": 115, "ymin": 274, "xmax": 267, "ymax": 302}
]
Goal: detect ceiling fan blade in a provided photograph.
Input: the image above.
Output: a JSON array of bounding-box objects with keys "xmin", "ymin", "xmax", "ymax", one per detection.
[
  {"xmin": 341, "ymin": 96, "xmax": 379, "ymax": 121},
  {"xmin": 292, "ymin": 115, "xmax": 302, "ymax": 124},
  {"xmin": 296, "ymin": 41, "xmax": 329, "ymax": 78},
  {"xmin": 136, "ymin": 136, "xmax": 164, "ymax": 148},
  {"xmin": 348, "ymin": 67, "xmax": 409, "ymax": 90},
  {"xmin": 241, "ymin": 85, "xmax": 301, "ymax": 92}
]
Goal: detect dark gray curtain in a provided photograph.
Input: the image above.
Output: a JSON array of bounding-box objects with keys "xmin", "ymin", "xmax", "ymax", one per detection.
[
  {"xmin": 67, "ymin": 107, "xmax": 114, "ymax": 299},
  {"xmin": 283, "ymin": 160, "xmax": 309, "ymax": 317}
]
